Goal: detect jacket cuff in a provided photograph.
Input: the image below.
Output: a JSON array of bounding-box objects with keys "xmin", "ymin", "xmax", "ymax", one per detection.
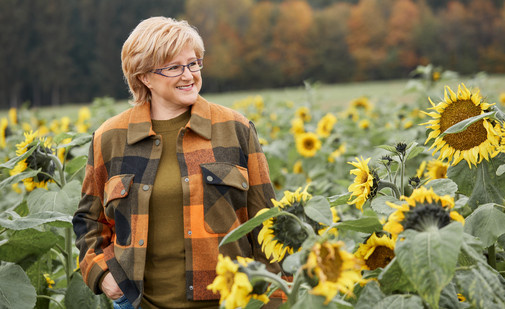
[{"xmin": 87, "ymin": 259, "xmax": 109, "ymax": 294}]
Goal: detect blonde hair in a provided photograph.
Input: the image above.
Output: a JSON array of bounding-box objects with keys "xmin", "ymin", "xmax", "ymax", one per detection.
[{"xmin": 121, "ymin": 16, "xmax": 205, "ymax": 105}]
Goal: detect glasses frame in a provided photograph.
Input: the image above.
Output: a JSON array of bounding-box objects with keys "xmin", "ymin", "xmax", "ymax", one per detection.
[{"xmin": 151, "ymin": 58, "xmax": 204, "ymax": 78}]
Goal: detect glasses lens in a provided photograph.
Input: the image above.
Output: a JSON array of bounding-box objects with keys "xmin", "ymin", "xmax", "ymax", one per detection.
[
  {"xmin": 188, "ymin": 59, "xmax": 203, "ymax": 72},
  {"xmin": 162, "ymin": 65, "xmax": 184, "ymax": 77}
]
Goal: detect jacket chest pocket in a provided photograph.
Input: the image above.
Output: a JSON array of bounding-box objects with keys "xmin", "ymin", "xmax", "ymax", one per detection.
[
  {"xmin": 104, "ymin": 174, "xmax": 135, "ymax": 246},
  {"xmin": 200, "ymin": 162, "xmax": 249, "ymax": 234}
]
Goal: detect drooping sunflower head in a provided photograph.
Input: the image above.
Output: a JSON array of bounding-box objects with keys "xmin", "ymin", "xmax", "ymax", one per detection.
[
  {"xmin": 316, "ymin": 113, "xmax": 338, "ymax": 137},
  {"xmin": 10, "ymin": 131, "xmax": 56, "ymax": 191},
  {"xmin": 384, "ymin": 186, "xmax": 464, "ymax": 237},
  {"xmin": 258, "ymin": 186, "xmax": 326, "ymax": 262},
  {"xmin": 421, "ymin": 83, "xmax": 501, "ymax": 168},
  {"xmin": 295, "ymin": 132, "xmax": 322, "ymax": 158},
  {"xmin": 354, "ymin": 232, "xmax": 396, "ymax": 270},
  {"xmin": 303, "ymin": 240, "xmax": 363, "ymax": 304},
  {"xmin": 347, "ymin": 157, "xmax": 380, "ymax": 211},
  {"xmin": 207, "ymin": 254, "xmax": 269, "ymax": 309}
]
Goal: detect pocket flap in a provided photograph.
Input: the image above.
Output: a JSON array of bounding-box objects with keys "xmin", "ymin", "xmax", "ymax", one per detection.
[
  {"xmin": 103, "ymin": 174, "xmax": 135, "ymax": 205},
  {"xmin": 200, "ymin": 163, "xmax": 249, "ymax": 191}
]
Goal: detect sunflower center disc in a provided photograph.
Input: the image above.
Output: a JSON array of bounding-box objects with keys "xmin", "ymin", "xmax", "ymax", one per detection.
[
  {"xmin": 439, "ymin": 100, "xmax": 487, "ymax": 150},
  {"xmin": 365, "ymin": 246, "xmax": 395, "ymax": 270}
]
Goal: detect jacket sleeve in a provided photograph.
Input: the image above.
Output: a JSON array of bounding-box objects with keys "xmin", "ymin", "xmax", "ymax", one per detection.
[
  {"xmin": 72, "ymin": 134, "xmax": 113, "ymax": 294},
  {"xmin": 245, "ymin": 122, "xmax": 289, "ymax": 306}
]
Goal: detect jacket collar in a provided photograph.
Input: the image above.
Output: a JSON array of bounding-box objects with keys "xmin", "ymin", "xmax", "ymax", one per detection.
[{"xmin": 126, "ymin": 95, "xmax": 212, "ymax": 145}]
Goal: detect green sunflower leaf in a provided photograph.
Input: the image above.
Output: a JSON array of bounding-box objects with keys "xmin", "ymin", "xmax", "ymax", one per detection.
[
  {"xmin": 64, "ymin": 155, "xmax": 88, "ymax": 176},
  {"xmin": 355, "ymin": 281, "xmax": 385, "ymax": 309},
  {"xmin": 377, "ymin": 145, "xmax": 398, "ymax": 154},
  {"xmin": 27, "ymin": 180, "xmax": 81, "ymax": 216},
  {"xmin": 395, "ymin": 222, "xmax": 464, "ymax": 309},
  {"xmin": 328, "ymin": 192, "xmax": 351, "ymax": 206},
  {"xmin": 458, "ymin": 233, "xmax": 486, "ymax": 266},
  {"xmin": 406, "ymin": 145, "xmax": 425, "ymax": 161},
  {"xmin": 463, "ymin": 203, "xmax": 505, "ymax": 248},
  {"xmin": 65, "ymin": 273, "xmax": 100, "ymax": 309},
  {"xmin": 0, "ymin": 139, "xmax": 39, "ymax": 170},
  {"xmin": 0, "ymin": 228, "xmax": 63, "ymax": 269},
  {"xmin": 374, "ymin": 295, "xmax": 424, "ymax": 309},
  {"xmin": 0, "ymin": 263, "xmax": 37, "ymax": 309},
  {"xmin": 378, "ymin": 257, "xmax": 415, "ymax": 294},
  {"xmin": 304, "ymin": 195, "xmax": 332, "ymax": 226},
  {"xmin": 220, "ymin": 207, "xmax": 281, "ymax": 247},
  {"xmin": 334, "ymin": 216, "xmax": 383, "ymax": 233},
  {"xmin": 438, "ymin": 111, "xmax": 496, "ymax": 137},
  {"xmin": 454, "ymin": 263, "xmax": 505, "ymax": 308},
  {"xmin": 0, "ymin": 210, "xmax": 72, "ymax": 230},
  {"xmin": 447, "ymin": 153, "xmax": 505, "ymax": 209},
  {"xmin": 0, "ymin": 169, "xmax": 41, "ymax": 190},
  {"xmin": 370, "ymin": 195, "xmax": 397, "ymax": 216},
  {"xmin": 425, "ymin": 178, "xmax": 458, "ymax": 197},
  {"xmin": 497, "ymin": 163, "xmax": 505, "ymax": 176}
]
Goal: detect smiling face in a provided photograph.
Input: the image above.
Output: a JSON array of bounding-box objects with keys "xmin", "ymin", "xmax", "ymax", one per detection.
[{"xmin": 142, "ymin": 45, "xmax": 202, "ymax": 120}]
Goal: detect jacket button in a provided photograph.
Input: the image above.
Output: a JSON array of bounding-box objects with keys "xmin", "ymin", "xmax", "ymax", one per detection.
[
  {"xmin": 189, "ymin": 285, "xmax": 193, "ymax": 290},
  {"xmin": 242, "ymin": 182, "xmax": 248, "ymax": 189},
  {"xmin": 143, "ymin": 185, "xmax": 150, "ymax": 191},
  {"xmin": 206, "ymin": 175, "xmax": 213, "ymax": 182},
  {"xmin": 139, "ymin": 239, "xmax": 144, "ymax": 246},
  {"xmin": 120, "ymin": 189, "xmax": 126, "ymax": 196},
  {"xmin": 184, "ymin": 178, "xmax": 189, "ymax": 183},
  {"xmin": 188, "ymin": 230, "xmax": 192, "ymax": 235},
  {"xmin": 155, "ymin": 139, "xmax": 161, "ymax": 146}
]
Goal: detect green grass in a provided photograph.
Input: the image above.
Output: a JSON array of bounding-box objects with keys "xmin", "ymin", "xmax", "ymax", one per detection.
[{"xmin": 2, "ymin": 75, "xmax": 504, "ymax": 120}]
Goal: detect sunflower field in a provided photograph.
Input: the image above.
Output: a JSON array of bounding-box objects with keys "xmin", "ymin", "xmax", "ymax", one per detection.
[{"xmin": 1, "ymin": 66, "xmax": 505, "ymax": 309}]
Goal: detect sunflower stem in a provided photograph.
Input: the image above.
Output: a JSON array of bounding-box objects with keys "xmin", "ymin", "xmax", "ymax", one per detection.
[
  {"xmin": 36, "ymin": 295, "xmax": 65, "ymax": 309},
  {"xmin": 64, "ymin": 227, "xmax": 73, "ymax": 286},
  {"xmin": 249, "ymin": 271, "xmax": 291, "ymax": 297},
  {"xmin": 282, "ymin": 212, "xmax": 317, "ymax": 238},
  {"xmin": 377, "ymin": 180, "xmax": 401, "ymax": 199},
  {"xmin": 287, "ymin": 268, "xmax": 304, "ymax": 306},
  {"xmin": 48, "ymin": 153, "xmax": 65, "ymax": 187},
  {"xmin": 488, "ymin": 244, "xmax": 496, "ymax": 269},
  {"xmin": 400, "ymin": 158, "xmax": 405, "ymax": 196}
]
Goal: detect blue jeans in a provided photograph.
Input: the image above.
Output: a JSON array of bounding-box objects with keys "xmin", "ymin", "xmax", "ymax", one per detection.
[{"xmin": 113, "ymin": 295, "xmax": 139, "ymax": 309}]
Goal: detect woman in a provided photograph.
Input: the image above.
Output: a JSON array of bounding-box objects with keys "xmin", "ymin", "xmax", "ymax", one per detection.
[{"xmin": 73, "ymin": 17, "xmax": 281, "ymax": 309}]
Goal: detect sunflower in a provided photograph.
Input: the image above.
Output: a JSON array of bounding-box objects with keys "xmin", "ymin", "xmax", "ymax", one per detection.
[
  {"xmin": 0, "ymin": 117, "xmax": 9, "ymax": 148},
  {"xmin": 303, "ymin": 241, "xmax": 363, "ymax": 304},
  {"xmin": 358, "ymin": 119, "xmax": 370, "ymax": 130},
  {"xmin": 416, "ymin": 160, "xmax": 427, "ymax": 178},
  {"xmin": 207, "ymin": 255, "xmax": 269, "ymax": 309},
  {"xmin": 383, "ymin": 187, "xmax": 464, "ymax": 237},
  {"xmin": 257, "ymin": 186, "xmax": 328, "ymax": 262},
  {"xmin": 293, "ymin": 160, "xmax": 303, "ymax": 174},
  {"xmin": 347, "ymin": 157, "xmax": 379, "ymax": 211},
  {"xmin": 290, "ymin": 118, "xmax": 305, "ymax": 136},
  {"xmin": 354, "ymin": 233, "xmax": 396, "ymax": 270},
  {"xmin": 316, "ymin": 113, "xmax": 337, "ymax": 137},
  {"xmin": 425, "ymin": 159, "xmax": 449, "ymax": 182},
  {"xmin": 350, "ymin": 96, "xmax": 372, "ymax": 112},
  {"xmin": 296, "ymin": 132, "xmax": 321, "ymax": 158},
  {"xmin": 421, "ymin": 83, "xmax": 501, "ymax": 168},
  {"xmin": 499, "ymin": 93, "xmax": 505, "ymax": 106},
  {"xmin": 8, "ymin": 107, "xmax": 17, "ymax": 125},
  {"xmin": 10, "ymin": 131, "xmax": 55, "ymax": 191},
  {"xmin": 295, "ymin": 106, "xmax": 311, "ymax": 122}
]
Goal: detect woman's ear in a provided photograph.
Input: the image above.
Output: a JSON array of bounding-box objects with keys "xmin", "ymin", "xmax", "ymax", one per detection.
[{"xmin": 139, "ymin": 74, "xmax": 152, "ymax": 89}]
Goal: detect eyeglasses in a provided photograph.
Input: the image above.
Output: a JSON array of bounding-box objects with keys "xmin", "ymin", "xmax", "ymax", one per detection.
[{"xmin": 151, "ymin": 59, "xmax": 203, "ymax": 77}]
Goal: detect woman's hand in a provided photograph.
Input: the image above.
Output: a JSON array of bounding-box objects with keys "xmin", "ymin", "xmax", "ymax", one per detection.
[{"xmin": 101, "ymin": 272, "xmax": 123, "ymax": 300}]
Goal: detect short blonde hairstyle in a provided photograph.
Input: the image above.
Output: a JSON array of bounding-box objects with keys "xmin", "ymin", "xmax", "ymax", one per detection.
[{"xmin": 121, "ymin": 17, "xmax": 205, "ymax": 105}]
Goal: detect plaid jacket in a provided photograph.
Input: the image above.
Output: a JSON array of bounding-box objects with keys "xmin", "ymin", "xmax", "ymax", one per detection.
[{"xmin": 73, "ymin": 96, "xmax": 280, "ymax": 308}]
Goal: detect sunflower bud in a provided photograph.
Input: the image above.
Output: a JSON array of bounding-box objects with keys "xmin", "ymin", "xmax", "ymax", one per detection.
[
  {"xmin": 395, "ymin": 142, "xmax": 407, "ymax": 156},
  {"xmin": 408, "ymin": 176, "xmax": 421, "ymax": 189}
]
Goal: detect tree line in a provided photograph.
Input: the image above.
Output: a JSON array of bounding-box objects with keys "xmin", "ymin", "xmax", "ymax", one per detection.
[{"xmin": 1, "ymin": 0, "xmax": 504, "ymax": 108}]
